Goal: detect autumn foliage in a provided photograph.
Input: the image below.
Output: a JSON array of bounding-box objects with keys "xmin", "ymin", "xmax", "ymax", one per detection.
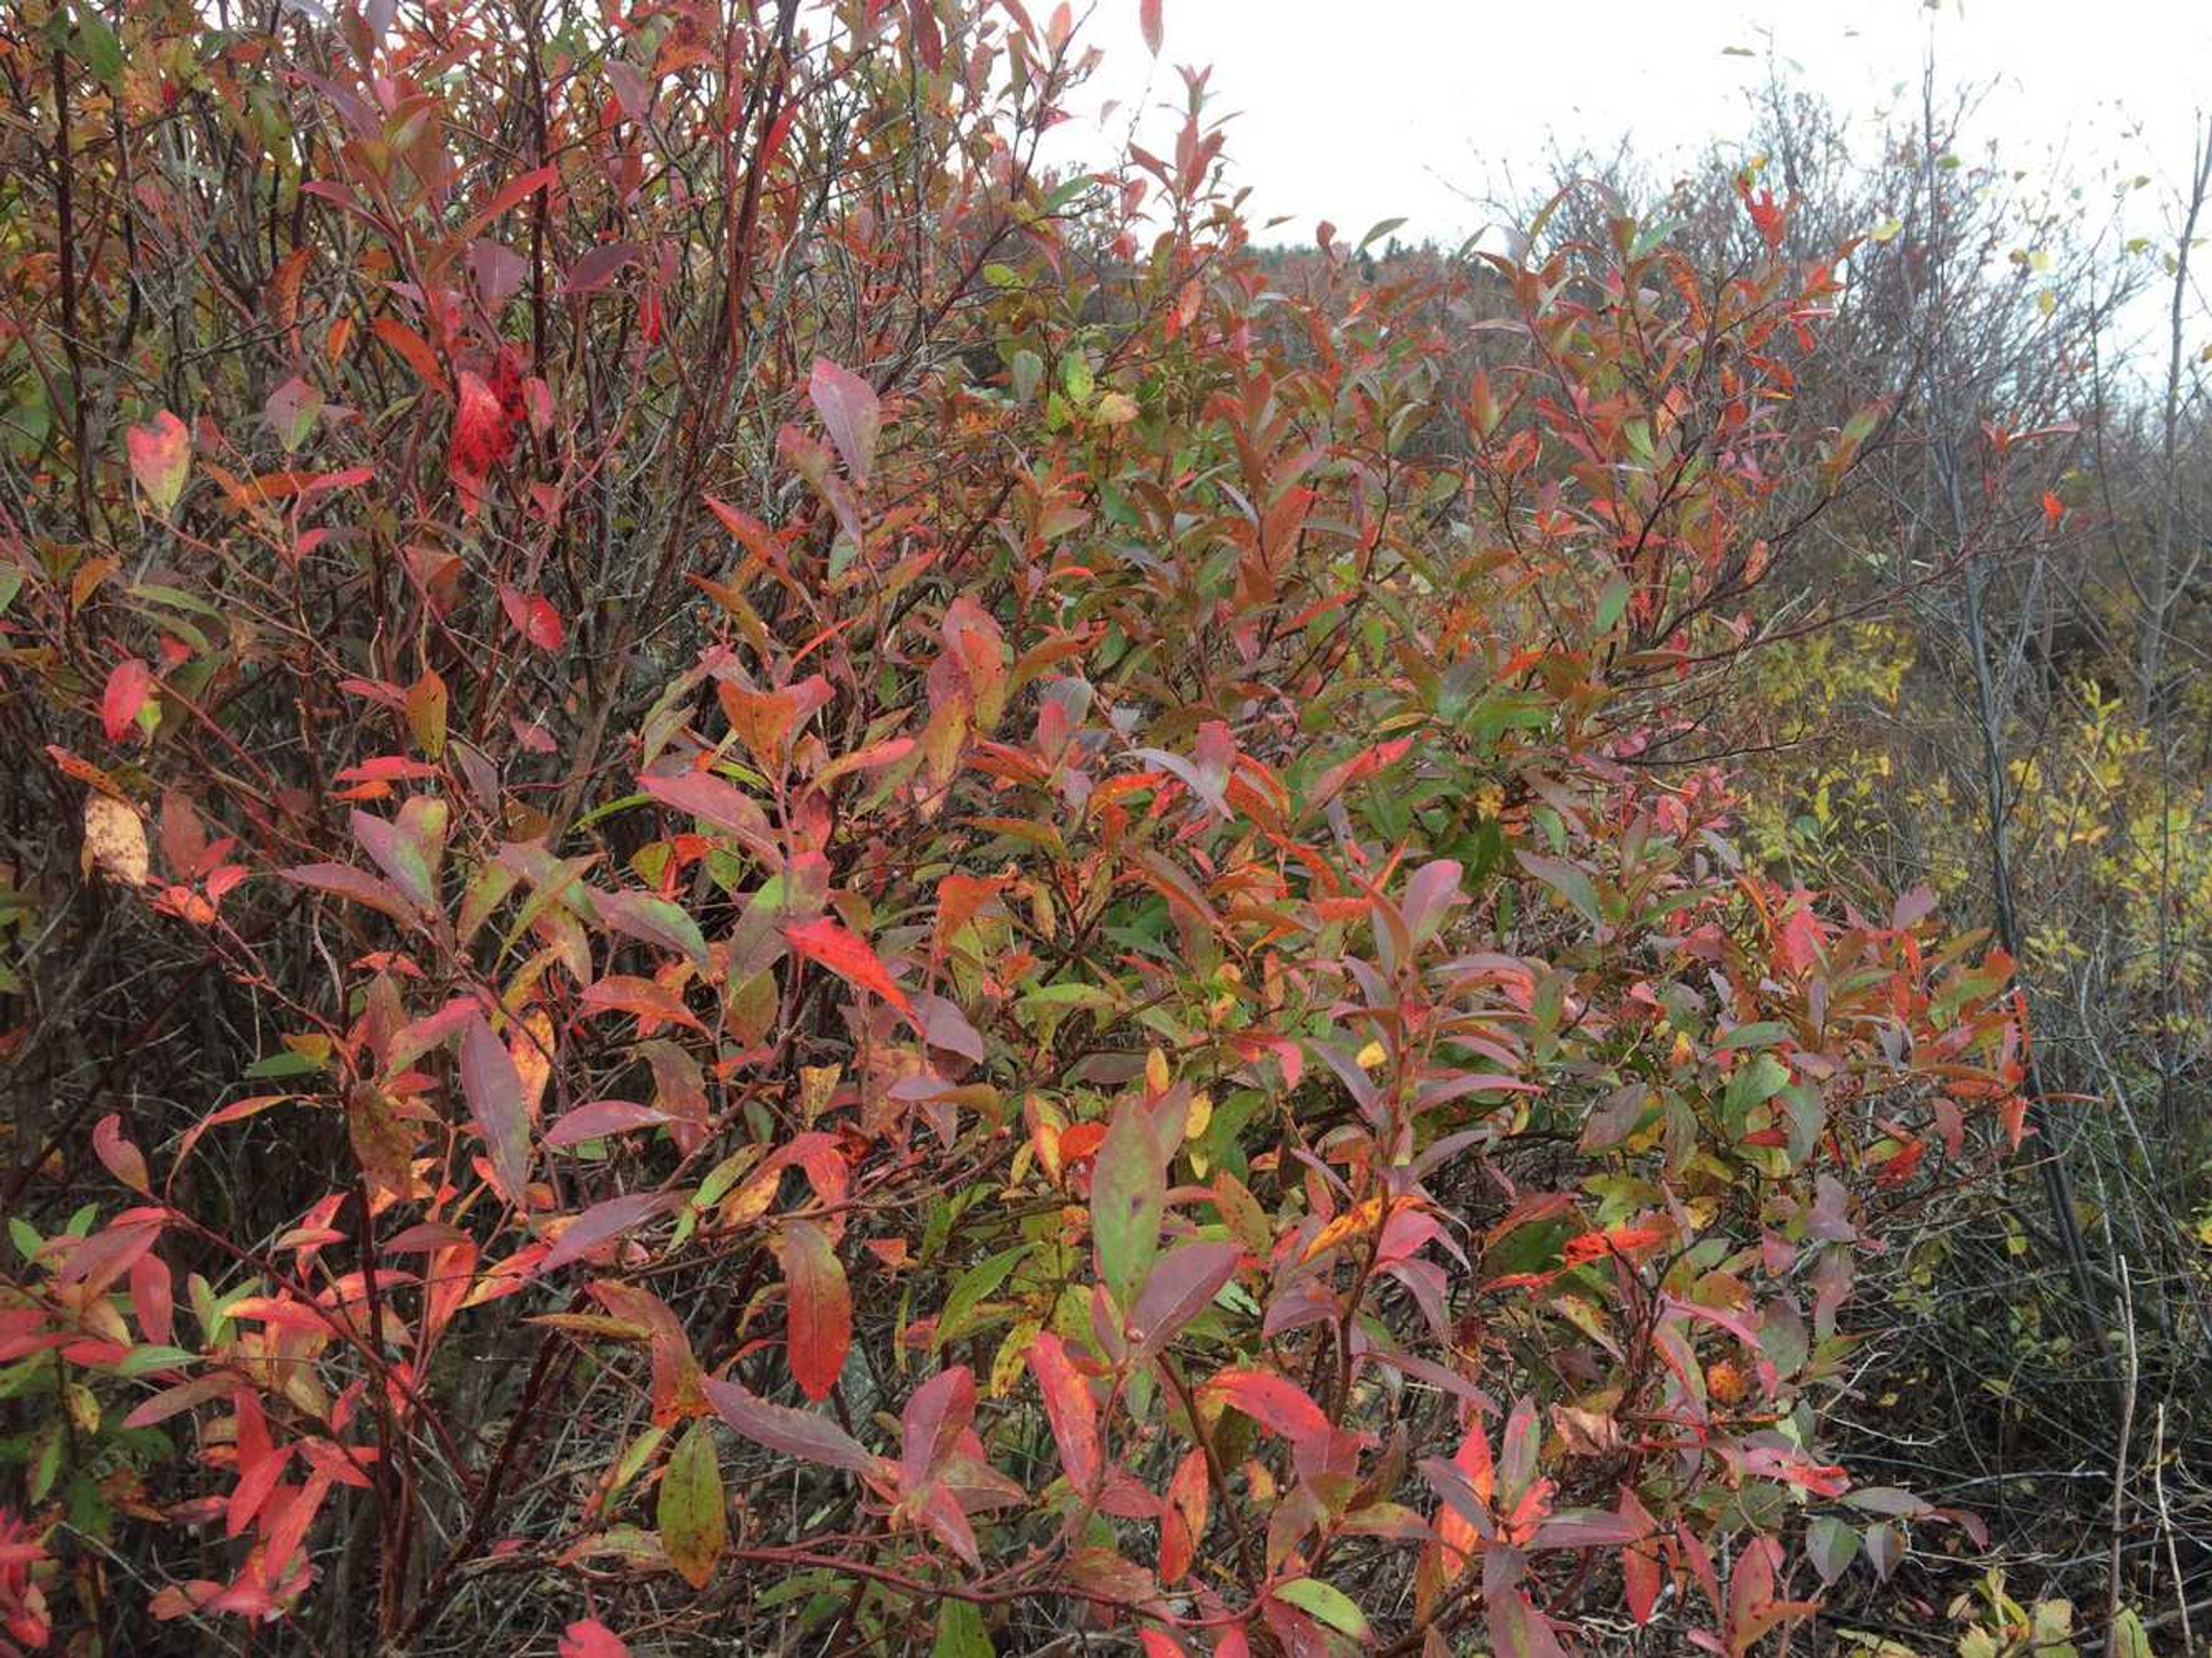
[{"xmin": 0, "ymin": 1, "xmax": 2037, "ymax": 1652}]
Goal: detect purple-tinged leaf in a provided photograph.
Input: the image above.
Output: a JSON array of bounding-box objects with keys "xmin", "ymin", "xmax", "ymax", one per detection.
[
  {"xmin": 703, "ymin": 1377, "xmax": 877, "ymax": 1475},
  {"xmin": 809, "ymin": 357, "xmax": 881, "ymax": 483},
  {"xmin": 460, "ymin": 1015, "xmax": 532, "ymax": 1206},
  {"xmin": 544, "ymin": 1193, "xmax": 682, "ymax": 1271},
  {"xmin": 545, "ymin": 1099, "xmax": 672, "ymax": 1147},
  {"xmin": 1130, "ymin": 1241, "xmax": 1238, "ymax": 1357}
]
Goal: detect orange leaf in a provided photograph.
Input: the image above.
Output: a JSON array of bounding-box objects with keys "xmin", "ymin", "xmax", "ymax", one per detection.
[{"xmin": 1027, "ymin": 1331, "xmax": 1099, "ymax": 1486}]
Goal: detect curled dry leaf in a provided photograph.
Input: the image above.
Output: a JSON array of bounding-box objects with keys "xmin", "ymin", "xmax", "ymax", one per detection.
[{"xmin": 84, "ymin": 793, "xmax": 150, "ymax": 886}]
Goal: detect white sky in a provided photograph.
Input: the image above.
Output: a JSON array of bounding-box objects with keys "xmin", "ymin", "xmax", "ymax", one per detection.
[{"xmin": 1049, "ymin": 0, "xmax": 2212, "ymax": 274}]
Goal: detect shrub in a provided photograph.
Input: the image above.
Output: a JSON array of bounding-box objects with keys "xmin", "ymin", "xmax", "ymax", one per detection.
[{"xmin": 0, "ymin": 1, "xmax": 2025, "ymax": 1650}]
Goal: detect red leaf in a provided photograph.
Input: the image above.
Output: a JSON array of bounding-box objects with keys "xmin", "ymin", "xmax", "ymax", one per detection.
[
  {"xmin": 1139, "ymin": 0, "xmax": 1162, "ymax": 55},
  {"xmin": 279, "ymin": 862, "xmax": 418, "ymax": 926},
  {"xmin": 780, "ymin": 1218, "xmax": 851, "ymax": 1402},
  {"xmin": 907, "ymin": 0, "xmax": 943, "ymax": 70},
  {"xmin": 92, "ymin": 1114, "xmax": 150, "ymax": 1194},
  {"xmin": 808, "ymin": 357, "xmax": 881, "ymax": 484},
  {"xmin": 1206, "ymin": 1368, "xmax": 1328, "ymax": 1446},
  {"xmin": 783, "ymin": 916, "xmax": 912, "ymax": 1015},
  {"xmin": 559, "ymin": 1620, "xmax": 632, "ymax": 1658},
  {"xmin": 460, "ymin": 1015, "xmax": 533, "ymax": 1206},
  {"xmin": 899, "ymin": 1365, "xmax": 975, "ymax": 1493},
  {"xmin": 1742, "ymin": 1447, "xmax": 1850, "ymax": 1497},
  {"xmin": 127, "ymin": 411, "xmax": 191, "ymax": 515},
  {"xmin": 499, "ymin": 584, "xmax": 565, "ymax": 650},
  {"xmin": 1532, "ymin": 1508, "xmax": 1651, "ymax": 1549},
  {"xmin": 1027, "ymin": 1331, "xmax": 1100, "ymax": 1486},
  {"xmin": 1160, "ymin": 1447, "xmax": 1207, "ymax": 1584},
  {"xmin": 102, "ymin": 660, "xmax": 151, "ymax": 742},
  {"xmin": 465, "ymin": 164, "xmax": 558, "ymax": 238},
  {"xmin": 451, "ymin": 370, "xmax": 514, "ymax": 487}
]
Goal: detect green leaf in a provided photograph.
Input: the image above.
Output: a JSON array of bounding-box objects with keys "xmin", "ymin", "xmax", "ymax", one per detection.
[
  {"xmin": 1715, "ymin": 1021, "xmax": 1790, "ymax": 1052},
  {"xmin": 1724, "ymin": 1052, "xmax": 1790, "ymax": 1127},
  {"xmin": 1596, "ymin": 575, "xmax": 1631, "ymax": 634},
  {"xmin": 2110, "ymin": 1607, "xmax": 2152, "ymax": 1658},
  {"xmin": 244, "ymin": 1048, "xmax": 323, "ymax": 1080},
  {"xmin": 115, "ymin": 1346, "xmax": 202, "ymax": 1378},
  {"xmin": 1275, "ymin": 1577, "xmax": 1369, "ymax": 1640},
  {"xmin": 1808, "ymin": 1513, "xmax": 1858, "ymax": 1585},
  {"xmin": 1517, "ymin": 851, "xmax": 1603, "ymax": 926},
  {"xmin": 1059, "ymin": 353, "xmax": 1094, "ymax": 406},
  {"xmin": 932, "ymin": 1597, "xmax": 994, "ymax": 1657},
  {"xmin": 1357, "ymin": 216, "xmax": 1407, "ymax": 251},
  {"xmin": 1091, "ymin": 1096, "xmax": 1165, "ymax": 1307},
  {"xmin": 935, "ymin": 1244, "xmax": 1029, "ymax": 1350},
  {"xmin": 73, "ymin": 6, "xmax": 124, "ymax": 85},
  {"xmin": 658, "ymin": 1419, "xmax": 728, "ymax": 1590}
]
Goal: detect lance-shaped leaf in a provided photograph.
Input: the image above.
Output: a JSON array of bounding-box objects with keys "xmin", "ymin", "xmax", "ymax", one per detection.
[
  {"xmin": 544, "ymin": 1192, "xmax": 683, "ymax": 1271},
  {"xmin": 544, "ymin": 1099, "xmax": 671, "ymax": 1146},
  {"xmin": 809, "ymin": 357, "xmax": 881, "ymax": 483},
  {"xmin": 281, "ymin": 862, "xmax": 416, "ymax": 925},
  {"xmin": 1532, "ymin": 1507, "xmax": 1651, "ymax": 1549},
  {"xmin": 1402, "ymin": 858, "xmax": 1464, "ymax": 944},
  {"xmin": 1207, "ymin": 1368, "xmax": 1330, "ymax": 1447},
  {"xmin": 1090, "ymin": 1093, "xmax": 1168, "ymax": 1307},
  {"xmin": 779, "ymin": 1219, "xmax": 850, "ymax": 1402},
  {"xmin": 1274, "ymin": 1579, "xmax": 1368, "ymax": 1642},
  {"xmin": 1026, "ymin": 1331, "xmax": 1100, "ymax": 1486},
  {"xmin": 704, "ymin": 1376, "xmax": 877, "ymax": 1474},
  {"xmin": 783, "ymin": 916, "xmax": 912, "ymax": 1015},
  {"xmin": 578, "ymin": 975, "xmax": 706, "ymax": 1034},
  {"xmin": 639, "ymin": 768, "xmax": 780, "ymax": 865},
  {"xmin": 657, "ymin": 1419, "xmax": 726, "ymax": 1590},
  {"xmin": 460, "ymin": 1015, "xmax": 532, "ymax": 1206},
  {"xmin": 596, "ymin": 889, "xmax": 710, "ymax": 971}
]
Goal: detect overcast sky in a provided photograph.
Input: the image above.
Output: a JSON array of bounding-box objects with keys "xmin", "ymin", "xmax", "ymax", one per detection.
[{"xmin": 1048, "ymin": 0, "xmax": 2212, "ymax": 271}]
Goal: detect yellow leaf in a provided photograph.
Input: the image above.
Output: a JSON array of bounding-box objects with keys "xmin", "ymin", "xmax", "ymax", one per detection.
[{"xmin": 1304, "ymin": 1197, "xmax": 1383, "ymax": 1262}]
